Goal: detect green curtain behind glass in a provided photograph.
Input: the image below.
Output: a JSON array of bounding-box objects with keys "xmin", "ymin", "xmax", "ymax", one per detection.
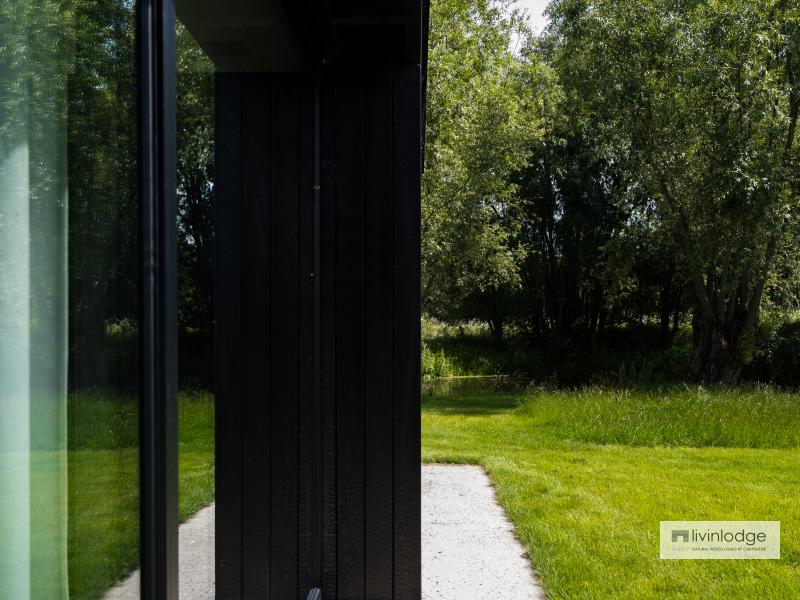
[{"xmin": 0, "ymin": 1, "xmax": 70, "ymax": 597}]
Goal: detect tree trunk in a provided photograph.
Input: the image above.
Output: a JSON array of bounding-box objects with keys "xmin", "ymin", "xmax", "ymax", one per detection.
[
  {"xmin": 659, "ymin": 302, "xmax": 672, "ymax": 345},
  {"xmin": 489, "ymin": 317, "xmax": 505, "ymax": 348},
  {"xmin": 483, "ymin": 288, "xmax": 505, "ymax": 348},
  {"xmin": 597, "ymin": 306, "xmax": 608, "ymax": 338},
  {"xmin": 657, "ymin": 180, "xmax": 776, "ymax": 386},
  {"xmin": 690, "ymin": 317, "xmax": 746, "ymax": 385},
  {"xmin": 671, "ymin": 306, "xmax": 681, "ymax": 339}
]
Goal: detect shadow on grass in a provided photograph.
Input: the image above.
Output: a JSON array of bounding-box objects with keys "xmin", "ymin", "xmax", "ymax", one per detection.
[{"xmin": 422, "ymin": 394, "xmax": 522, "ymax": 416}]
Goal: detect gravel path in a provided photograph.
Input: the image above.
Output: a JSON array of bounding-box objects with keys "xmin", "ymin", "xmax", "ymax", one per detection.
[
  {"xmin": 422, "ymin": 464, "xmax": 545, "ymax": 600},
  {"xmin": 103, "ymin": 465, "xmax": 543, "ymax": 599},
  {"xmin": 102, "ymin": 504, "xmax": 215, "ymax": 600}
]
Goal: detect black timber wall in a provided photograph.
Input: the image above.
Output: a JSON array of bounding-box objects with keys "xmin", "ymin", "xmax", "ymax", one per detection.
[{"xmin": 214, "ymin": 65, "xmax": 422, "ymax": 599}]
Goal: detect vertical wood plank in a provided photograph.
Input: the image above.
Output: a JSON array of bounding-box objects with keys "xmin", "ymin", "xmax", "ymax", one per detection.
[
  {"xmin": 241, "ymin": 75, "xmax": 271, "ymax": 598},
  {"xmin": 334, "ymin": 73, "xmax": 367, "ymax": 599},
  {"xmin": 269, "ymin": 79, "xmax": 301, "ymax": 599},
  {"xmin": 214, "ymin": 72, "xmax": 243, "ymax": 599},
  {"xmin": 392, "ymin": 63, "xmax": 422, "ymax": 599},
  {"xmin": 297, "ymin": 78, "xmax": 317, "ymax": 596},
  {"xmin": 320, "ymin": 76, "xmax": 339, "ymax": 600},
  {"xmin": 363, "ymin": 67, "xmax": 395, "ymax": 600}
]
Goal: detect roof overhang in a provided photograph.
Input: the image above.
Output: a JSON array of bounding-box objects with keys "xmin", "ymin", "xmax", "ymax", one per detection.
[
  {"xmin": 176, "ymin": 0, "xmax": 427, "ymax": 72},
  {"xmin": 176, "ymin": 0, "xmax": 306, "ymax": 71}
]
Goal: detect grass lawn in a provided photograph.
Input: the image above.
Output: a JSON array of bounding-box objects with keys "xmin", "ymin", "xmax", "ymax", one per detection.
[
  {"xmin": 422, "ymin": 384, "xmax": 800, "ymax": 599},
  {"xmin": 68, "ymin": 391, "xmax": 214, "ymax": 600}
]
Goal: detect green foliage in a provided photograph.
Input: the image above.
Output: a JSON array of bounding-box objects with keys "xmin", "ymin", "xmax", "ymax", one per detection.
[
  {"xmin": 748, "ymin": 312, "xmax": 800, "ymax": 386},
  {"xmin": 771, "ymin": 322, "xmax": 800, "ymax": 386},
  {"xmin": 422, "ymin": 315, "xmax": 534, "ymax": 376},
  {"xmin": 423, "ymin": 0, "xmax": 555, "ymax": 328},
  {"xmin": 541, "ymin": 0, "xmax": 800, "ymax": 381},
  {"xmin": 422, "ymin": 309, "xmax": 800, "ymax": 388},
  {"xmin": 177, "ymin": 22, "xmax": 215, "ymax": 340},
  {"xmin": 105, "ymin": 317, "xmax": 136, "ymax": 340},
  {"xmin": 422, "ymin": 315, "xmax": 699, "ymax": 385},
  {"xmin": 425, "ymin": 0, "xmax": 800, "ymax": 383},
  {"xmin": 67, "ymin": 0, "xmax": 139, "ymax": 389},
  {"xmin": 422, "ymin": 342, "xmax": 455, "ymax": 378}
]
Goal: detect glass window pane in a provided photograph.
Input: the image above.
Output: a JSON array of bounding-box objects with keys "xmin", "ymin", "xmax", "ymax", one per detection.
[
  {"xmin": 177, "ymin": 18, "xmax": 215, "ymax": 599},
  {"xmin": 0, "ymin": 2, "xmax": 70, "ymax": 596},
  {"xmin": 0, "ymin": 1, "xmax": 139, "ymax": 598}
]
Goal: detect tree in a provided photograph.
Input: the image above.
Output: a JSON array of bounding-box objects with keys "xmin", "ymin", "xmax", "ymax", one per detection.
[
  {"xmin": 423, "ymin": 0, "xmax": 553, "ymax": 344},
  {"xmin": 546, "ymin": 0, "xmax": 800, "ymax": 383},
  {"xmin": 176, "ymin": 22, "xmax": 215, "ymax": 341},
  {"xmin": 67, "ymin": 0, "xmax": 138, "ymax": 387}
]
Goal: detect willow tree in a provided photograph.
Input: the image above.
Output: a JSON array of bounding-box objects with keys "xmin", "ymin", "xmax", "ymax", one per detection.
[
  {"xmin": 548, "ymin": 0, "xmax": 800, "ymax": 382},
  {"xmin": 423, "ymin": 0, "xmax": 555, "ymax": 343}
]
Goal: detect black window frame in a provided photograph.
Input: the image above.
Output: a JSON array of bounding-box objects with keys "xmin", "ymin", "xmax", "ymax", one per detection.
[{"xmin": 137, "ymin": 0, "xmax": 178, "ymax": 598}]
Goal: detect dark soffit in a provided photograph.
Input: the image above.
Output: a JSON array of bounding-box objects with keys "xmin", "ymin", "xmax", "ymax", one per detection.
[
  {"xmin": 176, "ymin": 0, "xmax": 307, "ymax": 72},
  {"xmin": 177, "ymin": 0, "xmax": 423, "ymax": 72}
]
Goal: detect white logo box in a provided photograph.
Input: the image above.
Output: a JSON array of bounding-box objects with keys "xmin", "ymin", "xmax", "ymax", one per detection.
[{"xmin": 660, "ymin": 521, "xmax": 780, "ymax": 560}]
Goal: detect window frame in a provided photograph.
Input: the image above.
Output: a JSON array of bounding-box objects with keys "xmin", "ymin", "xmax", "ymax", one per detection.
[{"xmin": 137, "ymin": 0, "xmax": 178, "ymax": 598}]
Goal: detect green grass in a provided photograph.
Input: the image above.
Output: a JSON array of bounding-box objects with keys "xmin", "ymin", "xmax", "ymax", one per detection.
[
  {"xmin": 519, "ymin": 386, "xmax": 800, "ymax": 448},
  {"xmin": 423, "ymin": 385, "xmax": 800, "ymax": 599},
  {"xmin": 67, "ymin": 391, "xmax": 214, "ymax": 600}
]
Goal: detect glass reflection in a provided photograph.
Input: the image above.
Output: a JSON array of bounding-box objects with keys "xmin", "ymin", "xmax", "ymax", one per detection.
[
  {"xmin": 176, "ymin": 19, "xmax": 215, "ymax": 597},
  {"xmin": 0, "ymin": 1, "xmax": 70, "ymax": 596},
  {"xmin": 0, "ymin": 0, "xmax": 138, "ymax": 598},
  {"xmin": 67, "ymin": 1, "xmax": 138, "ymax": 596}
]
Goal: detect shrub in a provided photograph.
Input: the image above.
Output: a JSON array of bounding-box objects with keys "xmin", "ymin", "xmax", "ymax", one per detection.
[
  {"xmin": 747, "ymin": 314, "xmax": 800, "ymax": 387},
  {"xmin": 422, "ymin": 341, "xmax": 454, "ymax": 378},
  {"xmin": 770, "ymin": 320, "xmax": 800, "ymax": 387}
]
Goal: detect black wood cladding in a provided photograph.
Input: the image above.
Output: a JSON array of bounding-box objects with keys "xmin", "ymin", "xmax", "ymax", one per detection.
[
  {"xmin": 215, "ymin": 64, "xmax": 422, "ymax": 599},
  {"xmin": 214, "ymin": 73, "xmax": 244, "ymax": 599}
]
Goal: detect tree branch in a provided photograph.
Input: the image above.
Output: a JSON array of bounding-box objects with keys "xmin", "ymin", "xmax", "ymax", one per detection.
[
  {"xmin": 657, "ymin": 178, "xmax": 715, "ymax": 322},
  {"xmin": 743, "ymin": 235, "xmax": 778, "ymax": 336}
]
